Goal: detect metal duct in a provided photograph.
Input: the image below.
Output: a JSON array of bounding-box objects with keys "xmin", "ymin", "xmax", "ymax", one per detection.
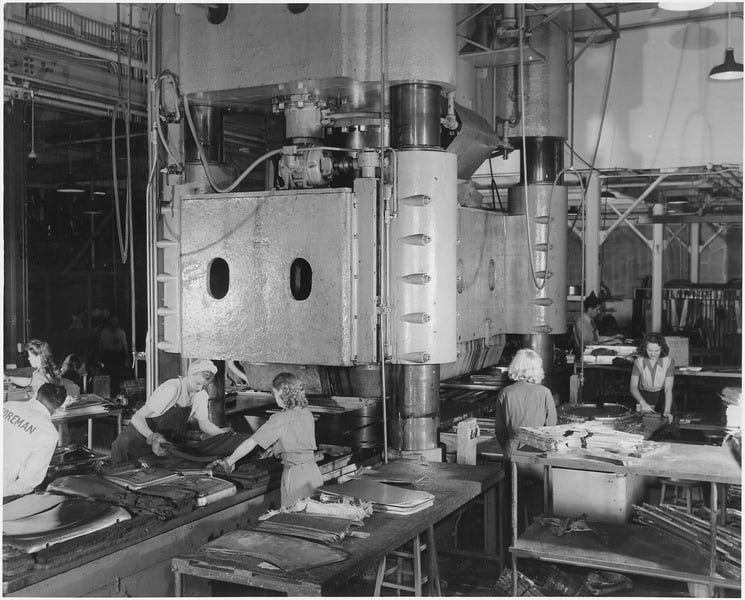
[{"xmin": 442, "ymin": 100, "xmax": 502, "ymax": 180}]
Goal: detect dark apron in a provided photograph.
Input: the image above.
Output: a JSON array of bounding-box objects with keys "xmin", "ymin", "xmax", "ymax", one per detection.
[
  {"xmin": 111, "ymin": 405, "xmax": 191, "ymax": 464},
  {"xmin": 638, "ymin": 388, "xmax": 673, "ymax": 414}
]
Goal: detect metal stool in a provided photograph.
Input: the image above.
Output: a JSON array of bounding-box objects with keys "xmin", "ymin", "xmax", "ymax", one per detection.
[
  {"xmin": 659, "ymin": 478, "xmax": 705, "ymax": 513},
  {"xmin": 374, "ymin": 526, "xmax": 441, "ymax": 596}
]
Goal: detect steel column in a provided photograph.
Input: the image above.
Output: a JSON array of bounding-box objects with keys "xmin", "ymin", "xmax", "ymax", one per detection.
[
  {"xmin": 651, "ymin": 203, "xmax": 665, "ymax": 332},
  {"xmin": 584, "ymin": 172, "xmax": 601, "ymax": 296}
]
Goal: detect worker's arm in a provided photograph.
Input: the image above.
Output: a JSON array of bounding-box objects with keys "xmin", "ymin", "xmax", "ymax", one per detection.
[
  {"xmin": 6, "ymin": 442, "xmax": 57, "ymax": 496},
  {"xmin": 662, "ymin": 376, "xmax": 674, "ymax": 420},
  {"xmin": 195, "ymin": 415, "xmax": 232, "ymax": 437},
  {"xmin": 597, "ymin": 333, "xmax": 624, "ymax": 345},
  {"xmin": 207, "ymin": 437, "xmax": 258, "ymax": 474},
  {"xmin": 130, "ymin": 405, "xmax": 168, "ymax": 455},
  {"xmin": 629, "ymin": 373, "xmax": 654, "ymax": 413}
]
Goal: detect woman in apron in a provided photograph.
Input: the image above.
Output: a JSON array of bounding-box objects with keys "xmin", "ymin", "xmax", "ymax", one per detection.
[
  {"xmin": 629, "ymin": 332, "xmax": 675, "ymax": 421},
  {"xmin": 111, "ymin": 360, "xmax": 235, "ymax": 463},
  {"xmin": 208, "ymin": 372, "xmax": 324, "ymax": 507}
]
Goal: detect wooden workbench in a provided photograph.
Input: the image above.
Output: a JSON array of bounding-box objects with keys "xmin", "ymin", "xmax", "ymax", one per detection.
[
  {"xmin": 509, "ymin": 442, "xmax": 741, "ymax": 594},
  {"xmin": 172, "ymin": 460, "xmax": 504, "ymax": 596}
]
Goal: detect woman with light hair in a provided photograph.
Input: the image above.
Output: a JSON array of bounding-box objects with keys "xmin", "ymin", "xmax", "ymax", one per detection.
[
  {"xmin": 209, "ymin": 372, "xmax": 324, "ymax": 507},
  {"xmin": 496, "ymin": 348, "xmax": 557, "ymax": 457}
]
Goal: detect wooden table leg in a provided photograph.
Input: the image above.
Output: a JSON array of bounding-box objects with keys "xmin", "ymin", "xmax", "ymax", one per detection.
[{"xmin": 426, "ymin": 525, "xmax": 442, "ymax": 596}]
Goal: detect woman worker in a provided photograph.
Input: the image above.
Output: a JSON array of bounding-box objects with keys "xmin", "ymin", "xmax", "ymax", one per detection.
[
  {"xmin": 25, "ymin": 339, "xmax": 59, "ymax": 397},
  {"xmin": 208, "ymin": 372, "xmax": 324, "ymax": 507},
  {"xmin": 629, "ymin": 332, "xmax": 675, "ymax": 421},
  {"xmin": 495, "ymin": 349, "xmax": 558, "ymax": 529},
  {"xmin": 111, "ymin": 360, "xmax": 235, "ymax": 463},
  {"xmin": 495, "ymin": 348, "xmax": 558, "ymax": 457}
]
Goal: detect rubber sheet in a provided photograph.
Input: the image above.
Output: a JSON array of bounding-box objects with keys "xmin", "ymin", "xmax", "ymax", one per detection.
[{"xmin": 202, "ymin": 530, "xmax": 349, "ymax": 571}]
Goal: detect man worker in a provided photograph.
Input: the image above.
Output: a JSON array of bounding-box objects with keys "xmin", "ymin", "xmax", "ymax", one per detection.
[{"xmin": 4, "ymin": 383, "xmax": 66, "ymax": 498}]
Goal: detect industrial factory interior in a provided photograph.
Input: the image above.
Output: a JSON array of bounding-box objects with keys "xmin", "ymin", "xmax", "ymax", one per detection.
[{"xmin": 2, "ymin": 2, "xmax": 743, "ymax": 597}]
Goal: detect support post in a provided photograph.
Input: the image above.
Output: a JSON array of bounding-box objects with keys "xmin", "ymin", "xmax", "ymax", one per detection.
[
  {"xmin": 651, "ymin": 203, "xmax": 664, "ymax": 332},
  {"xmin": 689, "ymin": 222, "xmax": 700, "ymax": 283},
  {"xmin": 584, "ymin": 173, "xmax": 601, "ymax": 295}
]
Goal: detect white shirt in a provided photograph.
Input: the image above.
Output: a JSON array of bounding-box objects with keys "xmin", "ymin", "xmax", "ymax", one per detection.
[
  {"xmin": 3, "ymin": 399, "xmax": 59, "ymax": 497},
  {"xmin": 144, "ymin": 377, "xmax": 209, "ymax": 421}
]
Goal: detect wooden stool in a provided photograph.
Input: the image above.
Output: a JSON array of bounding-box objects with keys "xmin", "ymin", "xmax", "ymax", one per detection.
[
  {"xmin": 659, "ymin": 478, "xmax": 705, "ymax": 513},
  {"xmin": 374, "ymin": 526, "xmax": 441, "ymax": 596}
]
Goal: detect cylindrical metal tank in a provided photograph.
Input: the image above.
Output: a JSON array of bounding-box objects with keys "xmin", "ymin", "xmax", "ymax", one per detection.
[
  {"xmin": 393, "ymin": 364, "xmax": 440, "ymax": 451},
  {"xmin": 507, "ymin": 183, "xmax": 568, "ymax": 337},
  {"xmin": 185, "ymin": 104, "xmax": 223, "ymax": 163},
  {"xmin": 391, "ymin": 150, "xmax": 458, "ymax": 364},
  {"xmin": 390, "ymin": 84, "xmax": 442, "ymax": 149}
]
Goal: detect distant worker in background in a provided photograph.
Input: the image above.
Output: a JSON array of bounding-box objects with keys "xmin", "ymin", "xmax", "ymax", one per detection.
[
  {"xmin": 60, "ymin": 353, "xmax": 86, "ymax": 392},
  {"xmin": 110, "ymin": 360, "xmax": 245, "ymax": 463},
  {"xmin": 573, "ymin": 291, "xmax": 624, "ymax": 354},
  {"xmin": 4, "ymin": 383, "xmax": 67, "ymax": 498},
  {"xmin": 629, "ymin": 332, "xmax": 675, "ymax": 421},
  {"xmin": 98, "ymin": 316, "xmax": 129, "ymax": 396},
  {"xmin": 209, "ymin": 372, "xmax": 324, "ymax": 507}
]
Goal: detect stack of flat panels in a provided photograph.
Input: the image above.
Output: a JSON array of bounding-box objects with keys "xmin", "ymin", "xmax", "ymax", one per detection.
[
  {"xmin": 255, "ymin": 513, "xmax": 359, "ymax": 544},
  {"xmin": 319, "ymin": 479, "xmax": 434, "ymax": 515},
  {"xmin": 103, "ymin": 467, "xmax": 179, "ymax": 490}
]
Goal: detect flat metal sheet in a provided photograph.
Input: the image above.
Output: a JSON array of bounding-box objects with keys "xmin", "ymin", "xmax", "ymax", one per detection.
[
  {"xmin": 3, "ymin": 503, "xmax": 131, "ymax": 554},
  {"xmin": 2, "ymin": 494, "xmax": 67, "ymax": 522},
  {"xmin": 319, "ymin": 478, "xmax": 434, "ymax": 508}
]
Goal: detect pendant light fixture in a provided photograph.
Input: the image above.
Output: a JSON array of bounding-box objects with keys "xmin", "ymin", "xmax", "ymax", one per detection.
[
  {"xmin": 57, "ymin": 134, "xmax": 85, "ymax": 194},
  {"xmin": 709, "ymin": 6, "xmax": 744, "ymax": 80}
]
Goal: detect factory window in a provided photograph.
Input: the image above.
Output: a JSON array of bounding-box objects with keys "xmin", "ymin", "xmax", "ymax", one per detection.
[
  {"xmin": 208, "ymin": 258, "xmax": 230, "ymax": 299},
  {"xmin": 290, "ymin": 258, "xmax": 312, "ymax": 300}
]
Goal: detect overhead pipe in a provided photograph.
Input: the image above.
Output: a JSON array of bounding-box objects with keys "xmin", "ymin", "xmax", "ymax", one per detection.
[{"xmin": 5, "ymin": 20, "xmax": 148, "ymax": 71}]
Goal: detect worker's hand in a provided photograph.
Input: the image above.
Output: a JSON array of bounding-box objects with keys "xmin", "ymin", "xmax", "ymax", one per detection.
[
  {"xmin": 207, "ymin": 458, "xmax": 234, "ymax": 474},
  {"xmin": 663, "ymin": 412, "xmax": 673, "ymax": 423},
  {"xmin": 638, "ymin": 403, "xmax": 655, "ymax": 415},
  {"xmin": 148, "ymin": 432, "xmax": 168, "ymax": 456},
  {"xmin": 218, "ymin": 425, "xmax": 234, "ymax": 435}
]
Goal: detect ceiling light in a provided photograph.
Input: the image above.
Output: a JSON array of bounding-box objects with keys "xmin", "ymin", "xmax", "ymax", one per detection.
[
  {"xmin": 658, "ymin": 2, "xmax": 713, "ymax": 11},
  {"xmin": 709, "ymin": 7, "xmax": 744, "ymax": 81}
]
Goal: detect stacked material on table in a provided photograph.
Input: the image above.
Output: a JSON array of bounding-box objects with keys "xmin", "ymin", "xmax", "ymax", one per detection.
[
  {"xmin": 319, "ymin": 479, "xmax": 434, "ymax": 514},
  {"xmin": 55, "ymin": 393, "xmax": 114, "ymax": 412},
  {"xmin": 255, "ymin": 512, "xmax": 360, "ymax": 544},
  {"xmin": 516, "ymin": 423, "xmax": 645, "ymax": 455},
  {"xmin": 283, "ymin": 497, "xmax": 373, "ymax": 521},
  {"xmin": 103, "ymin": 466, "xmax": 180, "ymax": 490},
  {"xmin": 582, "ymin": 345, "xmax": 637, "ymax": 364},
  {"xmin": 633, "ymin": 503, "xmax": 741, "ymax": 580},
  {"xmin": 201, "ymin": 530, "xmax": 350, "ymax": 571},
  {"xmin": 3, "ymin": 494, "xmax": 131, "ymax": 554}
]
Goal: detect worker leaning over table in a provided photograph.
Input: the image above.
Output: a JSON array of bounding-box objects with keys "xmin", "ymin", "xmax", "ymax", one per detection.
[
  {"xmin": 4, "ymin": 383, "xmax": 67, "ymax": 498},
  {"xmin": 111, "ymin": 359, "xmax": 251, "ymax": 463},
  {"xmin": 629, "ymin": 332, "xmax": 675, "ymax": 422}
]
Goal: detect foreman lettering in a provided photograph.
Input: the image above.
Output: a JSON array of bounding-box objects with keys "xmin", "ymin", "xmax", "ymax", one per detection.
[{"xmin": 3, "ymin": 408, "xmax": 37, "ymax": 435}]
